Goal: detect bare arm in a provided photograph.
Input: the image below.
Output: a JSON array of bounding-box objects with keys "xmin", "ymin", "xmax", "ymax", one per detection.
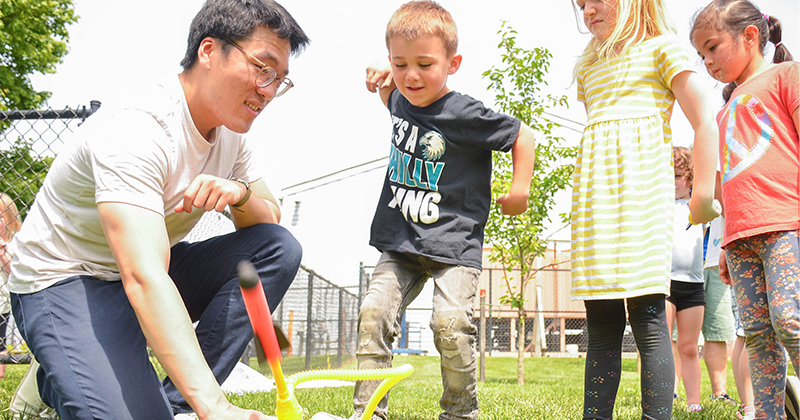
[
  {"xmin": 496, "ymin": 123, "xmax": 536, "ymax": 216},
  {"xmin": 672, "ymin": 71, "xmax": 720, "ymax": 224},
  {"xmin": 98, "ymin": 203, "xmax": 267, "ymax": 420},
  {"xmin": 365, "ymin": 60, "xmax": 395, "ymax": 107}
]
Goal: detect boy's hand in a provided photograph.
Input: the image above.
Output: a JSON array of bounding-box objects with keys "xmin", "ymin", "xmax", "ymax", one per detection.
[
  {"xmin": 365, "ymin": 60, "xmax": 393, "ymax": 93},
  {"xmin": 718, "ymin": 250, "xmax": 731, "ymax": 286},
  {"xmin": 496, "ymin": 193, "xmax": 528, "ymax": 216}
]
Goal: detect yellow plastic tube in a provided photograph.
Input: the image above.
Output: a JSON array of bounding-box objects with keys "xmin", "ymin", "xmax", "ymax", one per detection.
[{"xmin": 286, "ymin": 364, "xmax": 415, "ymax": 420}]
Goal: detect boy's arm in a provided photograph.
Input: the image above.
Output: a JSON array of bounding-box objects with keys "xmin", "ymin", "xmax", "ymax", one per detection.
[
  {"xmin": 366, "ymin": 61, "xmax": 395, "ymax": 107},
  {"xmin": 496, "ymin": 122, "xmax": 536, "ymax": 216},
  {"xmin": 672, "ymin": 71, "xmax": 721, "ymax": 225}
]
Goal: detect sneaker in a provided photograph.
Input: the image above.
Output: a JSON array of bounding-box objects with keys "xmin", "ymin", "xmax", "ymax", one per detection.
[
  {"xmin": 787, "ymin": 375, "xmax": 800, "ymax": 420},
  {"xmin": 308, "ymin": 412, "xmax": 383, "ymax": 420},
  {"xmin": 175, "ymin": 412, "xmax": 277, "ymax": 420},
  {"xmin": 710, "ymin": 393, "xmax": 736, "ymax": 405},
  {"xmin": 687, "ymin": 403, "xmax": 703, "ymax": 412},
  {"xmin": 9, "ymin": 357, "xmax": 59, "ymax": 420},
  {"xmin": 736, "ymin": 405, "xmax": 755, "ymax": 420}
]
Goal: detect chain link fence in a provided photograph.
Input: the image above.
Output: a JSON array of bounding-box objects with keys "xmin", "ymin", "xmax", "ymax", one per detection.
[
  {"xmin": 0, "ymin": 103, "xmax": 103, "ymax": 364},
  {"xmin": 0, "ymin": 105, "xmax": 360, "ymax": 373},
  {"xmin": 362, "ymin": 243, "xmax": 636, "ymax": 358}
]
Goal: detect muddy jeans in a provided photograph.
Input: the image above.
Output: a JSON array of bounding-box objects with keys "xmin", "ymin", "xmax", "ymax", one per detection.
[{"xmin": 354, "ymin": 251, "xmax": 480, "ymax": 420}]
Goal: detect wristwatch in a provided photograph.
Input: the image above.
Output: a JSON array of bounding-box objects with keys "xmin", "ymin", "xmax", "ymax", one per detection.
[{"xmin": 230, "ymin": 177, "xmax": 251, "ymax": 209}]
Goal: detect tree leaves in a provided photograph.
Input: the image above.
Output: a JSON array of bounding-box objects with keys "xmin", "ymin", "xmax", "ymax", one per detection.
[{"xmin": 0, "ymin": 0, "xmax": 78, "ymax": 110}]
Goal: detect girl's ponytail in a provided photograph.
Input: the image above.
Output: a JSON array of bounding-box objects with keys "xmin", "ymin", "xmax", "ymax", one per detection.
[{"xmin": 765, "ymin": 15, "xmax": 794, "ymax": 63}]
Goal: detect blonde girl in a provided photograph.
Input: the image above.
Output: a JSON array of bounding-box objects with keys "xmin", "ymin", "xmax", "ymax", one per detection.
[
  {"xmin": 0, "ymin": 193, "xmax": 21, "ymax": 379},
  {"xmin": 571, "ymin": 0, "xmax": 719, "ymax": 418},
  {"xmin": 691, "ymin": 1, "xmax": 799, "ymax": 418}
]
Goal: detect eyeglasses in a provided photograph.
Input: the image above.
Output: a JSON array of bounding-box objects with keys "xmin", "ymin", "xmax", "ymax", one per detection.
[{"xmin": 222, "ymin": 37, "xmax": 294, "ymax": 97}]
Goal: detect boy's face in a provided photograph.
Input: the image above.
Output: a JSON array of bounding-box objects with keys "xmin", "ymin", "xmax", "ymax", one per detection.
[
  {"xmin": 387, "ymin": 35, "xmax": 461, "ymax": 108},
  {"xmin": 674, "ymin": 171, "xmax": 691, "ymax": 200}
]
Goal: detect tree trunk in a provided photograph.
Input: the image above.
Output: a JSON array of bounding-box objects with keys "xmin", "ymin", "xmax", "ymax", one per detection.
[{"xmin": 517, "ymin": 308, "xmax": 525, "ymax": 385}]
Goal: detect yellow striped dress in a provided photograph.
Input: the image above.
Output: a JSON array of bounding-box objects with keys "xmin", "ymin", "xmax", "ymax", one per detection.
[{"xmin": 570, "ymin": 36, "xmax": 695, "ymax": 301}]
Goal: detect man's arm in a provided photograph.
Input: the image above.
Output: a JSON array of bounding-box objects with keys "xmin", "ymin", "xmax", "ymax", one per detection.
[
  {"xmin": 227, "ymin": 178, "xmax": 281, "ymax": 229},
  {"xmin": 98, "ymin": 202, "xmax": 267, "ymax": 420}
]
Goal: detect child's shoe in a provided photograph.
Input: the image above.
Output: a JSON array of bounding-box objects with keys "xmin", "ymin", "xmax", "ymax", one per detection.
[
  {"xmin": 787, "ymin": 375, "xmax": 799, "ymax": 420},
  {"xmin": 736, "ymin": 405, "xmax": 755, "ymax": 420},
  {"xmin": 710, "ymin": 393, "xmax": 736, "ymax": 405},
  {"xmin": 687, "ymin": 403, "xmax": 702, "ymax": 412}
]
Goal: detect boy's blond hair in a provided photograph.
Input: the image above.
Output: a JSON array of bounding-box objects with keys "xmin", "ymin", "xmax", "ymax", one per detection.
[
  {"xmin": 385, "ymin": 0, "xmax": 458, "ymax": 56},
  {"xmin": 573, "ymin": 0, "xmax": 675, "ymax": 78}
]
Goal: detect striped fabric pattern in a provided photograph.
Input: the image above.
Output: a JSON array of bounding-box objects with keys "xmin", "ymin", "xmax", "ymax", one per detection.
[{"xmin": 570, "ymin": 36, "xmax": 694, "ymax": 300}]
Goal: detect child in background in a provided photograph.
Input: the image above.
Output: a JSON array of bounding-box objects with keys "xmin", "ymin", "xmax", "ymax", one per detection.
[
  {"xmin": 0, "ymin": 193, "xmax": 22, "ymax": 380},
  {"xmin": 667, "ymin": 146, "xmax": 706, "ymax": 412},
  {"xmin": 691, "ymin": 1, "xmax": 799, "ymax": 418},
  {"xmin": 570, "ymin": 0, "xmax": 720, "ymax": 418},
  {"xmin": 700, "ymin": 212, "xmax": 736, "ymax": 407},
  {"xmin": 353, "ymin": 2, "xmax": 536, "ymax": 419}
]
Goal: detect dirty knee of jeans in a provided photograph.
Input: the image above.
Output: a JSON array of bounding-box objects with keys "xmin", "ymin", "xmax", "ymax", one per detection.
[
  {"xmin": 434, "ymin": 317, "xmax": 473, "ymax": 361},
  {"xmin": 358, "ymin": 329, "xmax": 373, "ymax": 349}
]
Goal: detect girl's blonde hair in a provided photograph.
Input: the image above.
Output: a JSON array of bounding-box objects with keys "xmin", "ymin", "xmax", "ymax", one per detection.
[
  {"xmin": 573, "ymin": 0, "xmax": 676, "ymax": 78},
  {"xmin": 385, "ymin": 0, "xmax": 458, "ymax": 57},
  {"xmin": 0, "ymin": 194, "xmax": 21, "ymax": 243}
]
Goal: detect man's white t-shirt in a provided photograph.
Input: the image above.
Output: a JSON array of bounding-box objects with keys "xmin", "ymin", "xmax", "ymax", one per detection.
[{"xmin": 9, "ymin": 77, "xmax": 260, "ymax": 293}]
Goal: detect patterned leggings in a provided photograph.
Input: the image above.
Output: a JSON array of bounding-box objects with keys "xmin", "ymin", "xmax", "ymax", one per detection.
[
  {"xmin": 726, "ymin": 229, "xmax": 800, "ymax": 419},
  {"xmin": 583, "ymin": 294, "xmax": 674, "ymax": 420}
]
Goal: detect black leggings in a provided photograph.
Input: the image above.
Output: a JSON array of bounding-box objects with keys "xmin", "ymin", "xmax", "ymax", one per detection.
[{"xmin": 583, "ymin": 294, "xmax": 674, "ymax": 420}]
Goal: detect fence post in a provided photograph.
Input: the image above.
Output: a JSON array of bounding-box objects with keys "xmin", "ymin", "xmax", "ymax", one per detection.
[
  {"xmin": 305, "ymin": 272, "xmax": 314, "ymax": 370},
  {"xmin": 488, "ymin": 269, "xmax": 493, "ymax": 353},
  {"xmin": 338, "ymin": 288, "xmax": 345, "ymax": 367},
  {"xmin": 479, "ymin": 289, "xmax": 486, "ymax": 382}
]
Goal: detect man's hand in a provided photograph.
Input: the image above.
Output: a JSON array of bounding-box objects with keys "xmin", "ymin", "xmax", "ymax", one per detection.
[
  {"xmin": 718, "ymin": 249, "xmax": 731, "ymax": 286},
  {"xmin": 199, "ymin": 404, "xmax": 273, "ymax": 420},
  {"xmin": 174, "ymin": 175, "xmax": 247, "ymax": 214},
  {"xmin": 496, "ymin": 193, "xmax": 528, "ymax": 216}
]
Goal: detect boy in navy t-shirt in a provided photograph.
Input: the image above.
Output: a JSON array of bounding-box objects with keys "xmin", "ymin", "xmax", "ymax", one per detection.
[{"xmin": 351, "ymin": 2, "xmax": 536, "ymax": 419}]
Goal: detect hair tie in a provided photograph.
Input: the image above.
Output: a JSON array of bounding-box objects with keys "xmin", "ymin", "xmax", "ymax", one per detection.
[
  {"xmin": 762, "ymin": 13, "xmax": 769, "ymax": 22},
  {"xmin": 774, "ymin": 41, "xmax": 782, "ymax": 48}
]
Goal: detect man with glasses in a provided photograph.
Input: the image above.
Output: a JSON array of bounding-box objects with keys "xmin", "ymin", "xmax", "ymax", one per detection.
[{"xmin": 7, "ymin": 1, "xmax": 308, "ymax": 419}]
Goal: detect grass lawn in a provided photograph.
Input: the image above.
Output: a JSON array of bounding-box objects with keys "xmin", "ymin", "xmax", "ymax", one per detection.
[{"xmin": 0, "ymin": 355, "xmax": 745, "ymax": 419}]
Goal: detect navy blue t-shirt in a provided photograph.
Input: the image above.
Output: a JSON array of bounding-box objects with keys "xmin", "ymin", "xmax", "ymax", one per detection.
[{"xmin": 369, "ymin": 90, "xmax": 521, "ymax": 269}]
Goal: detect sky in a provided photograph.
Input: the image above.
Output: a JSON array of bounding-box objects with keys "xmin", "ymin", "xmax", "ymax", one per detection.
[{"xmin": 30, "ymin": 0, "xmax": 799, "ymax": 288}]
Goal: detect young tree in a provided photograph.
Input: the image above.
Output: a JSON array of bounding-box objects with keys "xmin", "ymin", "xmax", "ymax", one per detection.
[
  {"xmin": 483, "ymin": 22, "xmax": 576, "ymax": 385},
  {"xmin": 0, "ymin": 0, "xmax": 78, "ymax": 111}
]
